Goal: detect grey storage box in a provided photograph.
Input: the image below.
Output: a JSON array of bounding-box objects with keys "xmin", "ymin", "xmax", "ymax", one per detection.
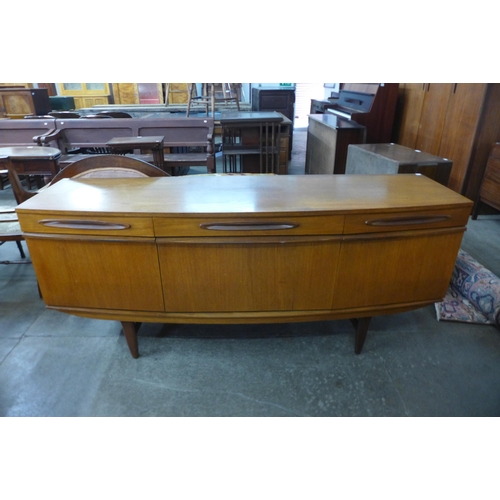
[{"xmin": 345, "ymin": 143, "xmax": 452, "ymax": 186}]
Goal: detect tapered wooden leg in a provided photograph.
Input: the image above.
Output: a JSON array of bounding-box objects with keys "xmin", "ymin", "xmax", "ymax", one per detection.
[
  {"xmin": 121, "ymin": 321, "xmax": 140, "ymax": 358},
  {"xmin": 16, "ymin": 241, "xmax": 26, "ymax": 258},
  {"xmin": 350, "ymin": 317, "xmax": 372, "ymax": 354}
]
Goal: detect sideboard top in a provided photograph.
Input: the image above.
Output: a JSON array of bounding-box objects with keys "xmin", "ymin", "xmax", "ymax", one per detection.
[{"xmin": 16, "ymin": 174, "xmax": 473, "ymax": 217}]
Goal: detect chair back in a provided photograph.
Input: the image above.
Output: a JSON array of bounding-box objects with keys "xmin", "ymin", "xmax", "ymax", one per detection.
[{"xmin": 49, "ymin": 154, "xmax": 169, "ymax": 184}]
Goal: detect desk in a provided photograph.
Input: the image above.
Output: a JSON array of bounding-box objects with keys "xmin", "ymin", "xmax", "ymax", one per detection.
[
  {"xmin": 107, "ymin": 136, "xmax": 165, "ymax": 169},
  {"xmin": 0, "ymin": 146, "xmax": 61, "ymax": 196},
  {"xmin": 346, "ymin": 143, "xmax": 453, "ymax": 186},
  {"xmin": 16, "ymin": 174, "xmax": 472, "ymax": 358}
]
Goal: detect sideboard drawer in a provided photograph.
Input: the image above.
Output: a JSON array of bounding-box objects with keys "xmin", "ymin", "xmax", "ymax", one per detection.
[
  {"xmin": 18, "ymin": 214, "xmax": 155, "ymax": 237},
  {"xmin": 343, "ymin": 207, "xmax": 471, "ymax": 234},
  {"xmin": 154, "ymin": 214, "xmax": 345, "ymax": 237}
]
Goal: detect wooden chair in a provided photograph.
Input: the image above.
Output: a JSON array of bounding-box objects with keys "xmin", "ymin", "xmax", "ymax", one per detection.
[
  {"xmin": 48, "ymin": 154, "xmax": 170, "ymax": 185},
  {"xmin": 186, "ymin": 84, "xmax": 240, "ymax": 117},
  {"xmin": 0, "ymin": 168, "xmax": 8, "ymax": 190},
  {"xmin": 0, "ymin": 208, "xmax": 30, "ymax": 264}
]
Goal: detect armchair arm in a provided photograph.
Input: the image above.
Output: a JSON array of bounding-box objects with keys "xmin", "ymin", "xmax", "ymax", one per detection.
[
  {"xmin": 33, "ymin": 128, "xmax": 60, "ymax": 146},
  {"xmin": 206, "ymin": 126, "xmax": 215, "ymax": 156},
  {"xmin": 206, "ymin": 124, "xmax": 214, "ymax": 141}
]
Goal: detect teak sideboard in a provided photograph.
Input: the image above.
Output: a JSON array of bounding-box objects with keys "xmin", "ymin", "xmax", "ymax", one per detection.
[{"xmin": 16, "ymin": 174, "xmax": 473, "ymax": 358}]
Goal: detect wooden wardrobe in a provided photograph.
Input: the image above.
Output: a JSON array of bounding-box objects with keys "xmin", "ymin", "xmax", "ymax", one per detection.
[{"xmin": 395, "ymin": 83, "xmax": 500, "ymax": 201}]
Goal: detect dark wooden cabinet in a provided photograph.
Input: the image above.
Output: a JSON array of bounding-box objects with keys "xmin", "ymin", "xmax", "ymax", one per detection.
[
  {"xmin": 472, "ymin": 142, "xmax": 500, "ymax": 218},
  {"xmin": 0, "ymin": 88, "xmax": 51, "ymax": 118},
  {"xmin": 251, "ymin": 88, "xmax": 295, "ymax": 158}
]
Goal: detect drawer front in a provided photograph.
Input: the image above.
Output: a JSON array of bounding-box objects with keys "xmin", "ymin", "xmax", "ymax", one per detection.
[
  {"xmin": 154, "ymin": 215, "xmax": 345, "ymax": 237},
  {"xmin": 18, "ymin": 213, "xmax": 155, "ymax": 237},
  {"xmin": 343, "ymin": 207, "xmax": 471, "ymax": 234}
]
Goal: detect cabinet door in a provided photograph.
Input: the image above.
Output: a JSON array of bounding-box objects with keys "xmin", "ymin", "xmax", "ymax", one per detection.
[
  {"xmin": 26, "ymin": 236, "xmax": 164, "ymax": 312},
  {"xmin": 438, "ymin": 83, "xmax": 487, "ymax": 192},
  {"xmin": 415, "ymin": 83, "xmax": 453, "ymax": 155},
  {"xmin": 157, "ymin": 236, "xmax": 342, "ymax": 312},
  {"xmin": 396, "ymin": 83, "xmax": 426, "ymax": 148},
  {"xmin": 333, "ymin": 229, "xmax": 465, "ymax": 310}
]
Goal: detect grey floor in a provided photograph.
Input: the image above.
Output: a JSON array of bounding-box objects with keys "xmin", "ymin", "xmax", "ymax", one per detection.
[{"xmin": 1, "ymin": 129, "xmax": 500, "ymax": 417}]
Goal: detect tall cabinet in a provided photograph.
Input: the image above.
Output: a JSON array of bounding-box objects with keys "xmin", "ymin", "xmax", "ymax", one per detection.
[{"xmin": 396, "ymin": 83, "xmax": 500, "ymax": 200}]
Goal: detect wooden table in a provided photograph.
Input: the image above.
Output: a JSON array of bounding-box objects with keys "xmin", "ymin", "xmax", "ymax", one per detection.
[
  {"xmin": 0, "ymin": 146, "xmax": 61, "ymax": 194},
  {"xmin": 16, "ymin": 174, "xmax": 473, "ymax": 358},
  {"xmin": 0, "ymin": 146, "xmax": 61, "ymax": 173},
  {"xmin": 106, "ymin": 136, "xmax": 164, "ymax": 169}
]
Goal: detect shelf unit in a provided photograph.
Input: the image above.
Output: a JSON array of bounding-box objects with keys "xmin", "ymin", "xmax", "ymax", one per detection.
[{"xmin": 220, "ymin": 112, "xmax": 282, "ymax": 174}]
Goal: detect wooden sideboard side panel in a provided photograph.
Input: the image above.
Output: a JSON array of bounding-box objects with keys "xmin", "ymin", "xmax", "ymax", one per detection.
[
  {"xmin": 157, "ymin": 237, "xmax": 342, "ymax": 313},
  {"xmin": 305, "ymin": 117, "xmax": 365, "ymax": 175},
  {"xmin": 305, "ymin": 121, "xmax": 338, "ymax": 175},
  {"xmin": 333, "ymin": 229, "xmax": 465, "ymax": 309},
  {"xmin": 25, "ymin": 237, "xmax": 164, "ymax": 312}
]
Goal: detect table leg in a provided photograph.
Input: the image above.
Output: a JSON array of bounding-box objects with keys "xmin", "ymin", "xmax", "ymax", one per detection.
[
  {"xmin": 350, "ymin": 317, "xmax": 372, "ymax": 354},
  {"xmin": 121, "ymin": 321, "xmax": 141, "ymax": 358}
]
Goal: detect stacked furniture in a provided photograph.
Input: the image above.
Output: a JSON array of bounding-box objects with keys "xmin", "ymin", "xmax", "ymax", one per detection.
[{"xmin": 251, "ymin": 87, "xmax": 295, "ymax": 157}]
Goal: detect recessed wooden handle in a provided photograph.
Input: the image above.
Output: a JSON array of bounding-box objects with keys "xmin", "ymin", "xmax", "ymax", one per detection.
[
  {"xmin": 39, "ymin": 220, "xmax": 131, "ymax": 230},
  {"xmin": 200, "ymin": 222, "xmax": 299, "ymax": 231},
  {"xmin": 365, "ymin": 215, "xmax": 451, "ymax": 226}
]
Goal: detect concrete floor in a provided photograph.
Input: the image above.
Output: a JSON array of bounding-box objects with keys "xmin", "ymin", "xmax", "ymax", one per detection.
[{"xmin": 1, "ymin": 129, "xmax": 500, "ymax": 416}]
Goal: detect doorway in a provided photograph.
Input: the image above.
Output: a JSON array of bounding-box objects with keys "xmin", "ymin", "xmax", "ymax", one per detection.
[{"xmin": 294, "ymin": 83, "xmax": 325, "ymax": 128}]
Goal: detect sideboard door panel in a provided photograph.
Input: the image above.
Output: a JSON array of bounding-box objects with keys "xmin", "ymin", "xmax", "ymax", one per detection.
[
  {"xmin": 158, "ymin": 237, "xmax": 342, "ymax": 312},
  {"xmin": 334, "ymin": 230, "xmax": 465, "ymax": 309},
  {"xmin": 26, "ymin": 237, "xmax": 164, "ymax": 312}
]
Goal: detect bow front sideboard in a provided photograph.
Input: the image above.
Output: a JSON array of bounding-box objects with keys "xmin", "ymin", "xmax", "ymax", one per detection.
[{"xmin": 16, "ymin": 174, "xmax": 473, "ymax": 358}]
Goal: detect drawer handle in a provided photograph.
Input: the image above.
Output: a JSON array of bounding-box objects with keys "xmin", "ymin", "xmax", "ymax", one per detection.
[
  {"xmin": 200, "ymin": 222, "xmax": 299, "ymax": 231},
  {"xmin": 366, "ymin": 215, "xmax": 451, "ymax": 226},
  {"xmin": 39, "ymin": 219, "xmax": 131, "ymax": 230}
]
